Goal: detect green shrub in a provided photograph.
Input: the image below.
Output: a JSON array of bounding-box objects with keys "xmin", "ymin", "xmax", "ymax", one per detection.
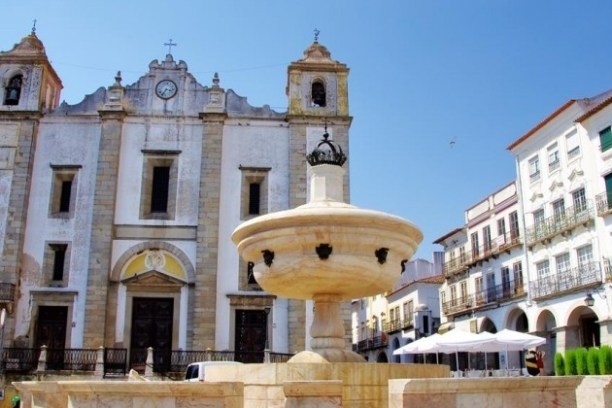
[
  {"xmin": 565, "ymin": 349, "xmax": 578, "ymax": 375},
  {"xmin": 587, "ymin": 347, "xmax": 600, "ymax": 375},
  {"xmin": 554, "ymin": 352, "xmax": 565, "ymax": 376},
  {"xmin": 599, "ymin": 345, "xmax": 612, "ymax": 374},
  {"xmin": 576, "ymin": 347, "xmax": 588, "ymax": 375}
]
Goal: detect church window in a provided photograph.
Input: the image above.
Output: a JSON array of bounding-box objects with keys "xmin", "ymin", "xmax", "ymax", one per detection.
[
  {"xmin": 151, "ymin": 166, "xmax": 170, "ymax": 213},
  {"xmin": 4, "ymin": 74, "xmax": 23, "ymax": 106},
  {"xmin": 248, "ymin": 182, "xmax": 261, "ymax": 215},
  {"xmin": 49, "ymin": 165, "xmax": 80, "ymax": 218},
  {"xmin": 45, "ymin": 242, "xmax": 70, "ymax": 287},
  {"xmin": 311, "ymin": 80, "xmax": 326, "ymax": 107},
  {"xmin": 140, "ymin": 151, "xmax": 179, "ymax": 220},
  {"xmin": 239, "ymin": 166, "xmax": 270, "ymax": 219}
]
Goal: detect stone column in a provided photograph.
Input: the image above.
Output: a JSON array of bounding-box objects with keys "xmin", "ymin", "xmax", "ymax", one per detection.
[
  {"xmin": 192, "ymin": 112, "xmax": 226, "ymax": 349},
  {"xmin": 83, "ymin": 109, "xmax": 125, "ymax": 347},
  {"xmin": 598, "ymin": 319, "xmax": 612, "ymax": 347},
  {"xmin": 554, "ymin": 324, "xmax": 580, "ymax": 354}
]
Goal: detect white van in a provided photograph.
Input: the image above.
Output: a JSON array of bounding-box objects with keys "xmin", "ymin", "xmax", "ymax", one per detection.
[{"xmin": 184, "ymin": 361, "xmax": 243, "ymax": 382}]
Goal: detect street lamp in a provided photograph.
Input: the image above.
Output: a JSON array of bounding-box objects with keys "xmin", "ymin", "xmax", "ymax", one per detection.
[{"xmin": 585, "ymin": 293, "xmax": 595, "ymax": 307}]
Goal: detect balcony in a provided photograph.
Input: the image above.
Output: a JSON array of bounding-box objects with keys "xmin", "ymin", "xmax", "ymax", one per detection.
[
  {"xmin": 383, "ymin": 316, "xmax": 414, "ymax": 334},
  {"xmin": 530, "ymin": 261, "xmax": 602, "ymax": 301},
  {"xmin": 442, "ymin": 280, "xmax": 526, "ymax": 317},
  {"xmin": 443, "ymin": 232, "xmax": 522, "ymax": 278},
  {"xmin": 525, "ymin": 203, "xmax": 594, "ymax": 248},
  {"xmin": 355, "ymin": 327, "xmax": 388, "ymax": 352},
  {"xmin": 442, "ymin": 295, "xmax": 473, "ymax": 316},
  {"xmin": 596, "ymin": 192, "xmax": 612, "ymax": 216}
]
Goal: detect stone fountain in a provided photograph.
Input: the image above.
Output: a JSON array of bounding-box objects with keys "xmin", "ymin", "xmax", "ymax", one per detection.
[{"xmin": 231, "ymin": 130, "xmax": 423, "ymax": 363}]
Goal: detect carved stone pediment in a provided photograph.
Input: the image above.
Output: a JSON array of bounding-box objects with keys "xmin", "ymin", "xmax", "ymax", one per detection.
[
  {"xmin": 530, "ymin": 192, "xmax": 543, "ymax": 202},
  {"xmin": 568, "ymin": 168, "xmax": 584, "ymax": 181},
  {"xmin": 122, "ymin": 270, "xmax": 184, "ymax": 286}
]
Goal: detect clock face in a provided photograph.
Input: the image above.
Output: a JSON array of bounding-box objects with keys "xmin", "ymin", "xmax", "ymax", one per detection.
[{"xmin": 155, "ymin": 80, "xmax": 177, "ymax": 99}]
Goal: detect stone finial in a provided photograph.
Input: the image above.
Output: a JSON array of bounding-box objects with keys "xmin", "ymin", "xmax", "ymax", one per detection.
[
  {"xmin": 114, "ymin": 71, "xmax": 122, "ymax": 87},
  {"xmin": 212, "ymin": 72, "xmax": 220, "ymax": 88}
]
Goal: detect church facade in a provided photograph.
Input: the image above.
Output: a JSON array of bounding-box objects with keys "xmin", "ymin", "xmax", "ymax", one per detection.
[{"xmin": 0, "ymin": 30, "xmax": 351, "ymax": 366}]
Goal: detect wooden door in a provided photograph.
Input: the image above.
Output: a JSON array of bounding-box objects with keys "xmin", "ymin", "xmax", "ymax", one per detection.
[
  {"xmin": 234, "ymin": 310, "xmax": 267, "ymax": 363},
  {"xmin": 35, "ymin": 306, "xmax": 68, "ymax": 370},
  {"xmin": 130, "ymin": 298, "xmax": 173, "ymax": 372}
]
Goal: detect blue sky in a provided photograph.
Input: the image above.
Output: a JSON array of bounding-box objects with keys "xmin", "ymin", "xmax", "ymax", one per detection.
[{"xmin": 4, "ymin": 1, "xmax": 612, "ymax": 259}]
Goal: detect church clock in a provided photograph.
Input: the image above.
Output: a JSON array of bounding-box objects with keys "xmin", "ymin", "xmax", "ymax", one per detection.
[{"xmin": 155, "ymin": 79, "xmax": 177, "ymax": 99}]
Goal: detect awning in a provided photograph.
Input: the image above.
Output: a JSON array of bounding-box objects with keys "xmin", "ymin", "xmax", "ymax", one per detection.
[{"xmin": 437, "ymin": 322, "xmax": 455, "ymax": 334}]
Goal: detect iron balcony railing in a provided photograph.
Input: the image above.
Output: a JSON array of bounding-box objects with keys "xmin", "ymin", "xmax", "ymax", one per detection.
[
  {"xmin": 45, "ymin": 348, "xmax": 98, "ymax": 371},
  {"xmin": 355, "ymin": 327, "xmax": 388, "ymax": 352},
  {"xmin": 0, "ymin": 348, "xmax": 39, "ymax": 373},
  {"xmin": 525, "ymin": 203, "xmax": 594, "ymax": 246},
  {"xmin": 383, "ymin": 316, "xmax": 413, "ymax": 334},
  {"xmin": 150, "ymin": 349, "xmax": 294, "ymax": 374},
  {"xmin": 530, "ymin": 261, "xmax": 602, "ymax": 300},
  {"xmin": 442, "ymin": 295, "xmax": 473, "ymax": 316},
  {"xmin": 595, "ymin": 192, "xmax": 612, "ymax": 216},
  {"xmin": 443, "ymin": 232, "xmax": 521, "ymax": 278},
  {"xmin": 0, "ymin": 346, "xmax": 294, "ymax": 376},
  {"xmin": 442, "ymin": 280, "xmax": 525, "ymax": 317}
]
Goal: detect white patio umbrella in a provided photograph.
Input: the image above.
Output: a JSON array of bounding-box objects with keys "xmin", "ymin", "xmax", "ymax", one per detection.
[
  {"xmin": 472, "ymin": 329, "xmax": 546, "ymax": 371},
  {"xmin": 436, "ymin": 329, "xmax": 496, "ymax": 370},
  {"xmin": 393, "ymin": 333, "xmax": 442, "ymax": 363}
]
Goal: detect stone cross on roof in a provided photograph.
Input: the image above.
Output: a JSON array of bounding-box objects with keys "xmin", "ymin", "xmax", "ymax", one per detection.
[{"xmin": 164, "ymin": 39, "xmax": 177, "ymax": 55}]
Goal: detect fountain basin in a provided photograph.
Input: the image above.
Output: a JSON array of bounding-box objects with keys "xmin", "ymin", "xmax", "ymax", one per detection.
[{"xmin": 232, "ymin": 200, "xmax": 422, "ymax": 300}]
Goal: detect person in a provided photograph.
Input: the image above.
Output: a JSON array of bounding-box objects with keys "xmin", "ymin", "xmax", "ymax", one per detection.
[
  {"xmin": 11, "ymin": 394, "xmax": 20, "ymax": 408},
  {"xmin": 525, "ymin": 350, "xmax": 539, "ymax": 376},
  {"xmin": 536, "ymin": 350, "xmax": 545, "ymax": 375}
]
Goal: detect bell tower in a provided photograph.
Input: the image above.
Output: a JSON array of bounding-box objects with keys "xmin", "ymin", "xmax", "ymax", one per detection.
[
  {"xmin": 285, "ymin": 34, "xmax": 352, "ymax": 354},
  {"xmin": 286, "ymin": 32, "xmax": 349, "ymax": 118},
  {"xmin": 0, "ymin": 27, "xmax": 63, "ymax": 112}
]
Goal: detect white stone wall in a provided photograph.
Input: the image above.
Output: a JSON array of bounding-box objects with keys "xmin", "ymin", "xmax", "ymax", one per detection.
[
  {"xmin": 18, "ymin": 118, "xmax": 101, "ymax": 345},
  {"xmin": 215, "ymin": 120, "xmax": 290, "ymax": 350}
]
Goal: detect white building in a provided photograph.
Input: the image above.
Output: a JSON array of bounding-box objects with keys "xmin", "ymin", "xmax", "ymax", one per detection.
[
  {"xmin": 0, "ymin": 30, "xmax": 352, "ymax": 369},
  {"xmin": 435, "ymin": 182, "xmax": 527, "ymax": 370},
  {"xmin": 436, "ymin": 88, "xmax": 612, "ymax": 374},
  {"xmin": 508, "ymin": 89, "xmax": 612, "ymax": 361}
]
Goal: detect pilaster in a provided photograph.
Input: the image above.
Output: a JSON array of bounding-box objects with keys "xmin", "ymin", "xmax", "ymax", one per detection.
[
  {"xmin": 82, "ymin": 108, "xmax": 126, "ymax": 347},
  {"xmin": 192, "ymin": 111, "xmax": 226, "ymax": 348},
  {"xmin": 0, "ymin": 114, "xmax": 40, "ymax": 342}
]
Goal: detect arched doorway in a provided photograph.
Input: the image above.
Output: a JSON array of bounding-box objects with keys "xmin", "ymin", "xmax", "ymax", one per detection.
[
  {"xmin": 506, "ymin": 308, "xmax": 529, "ymax": 370},
  {"xmin": 392, "ymin": 337, "xmax": 401, "ymax": 363},
  {"xmin": 535, "ymin": 309, "xmax": 557, "ymax": 375},
  {"xmin": 567, "ymin": 305, "xmax": 600, "ymax": 349},
  {"xmin": 376, "ymin": 351, "xmax": 389, "ymax": 362},
  {"xmin": 114, "ymin": 246, "xmax": 193, "ymax": 372}
]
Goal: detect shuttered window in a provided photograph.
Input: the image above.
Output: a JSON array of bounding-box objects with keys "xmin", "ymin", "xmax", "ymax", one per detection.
[{"xmin": 600, "ymin": 126, "xmax": 612, "ymax": 152}]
